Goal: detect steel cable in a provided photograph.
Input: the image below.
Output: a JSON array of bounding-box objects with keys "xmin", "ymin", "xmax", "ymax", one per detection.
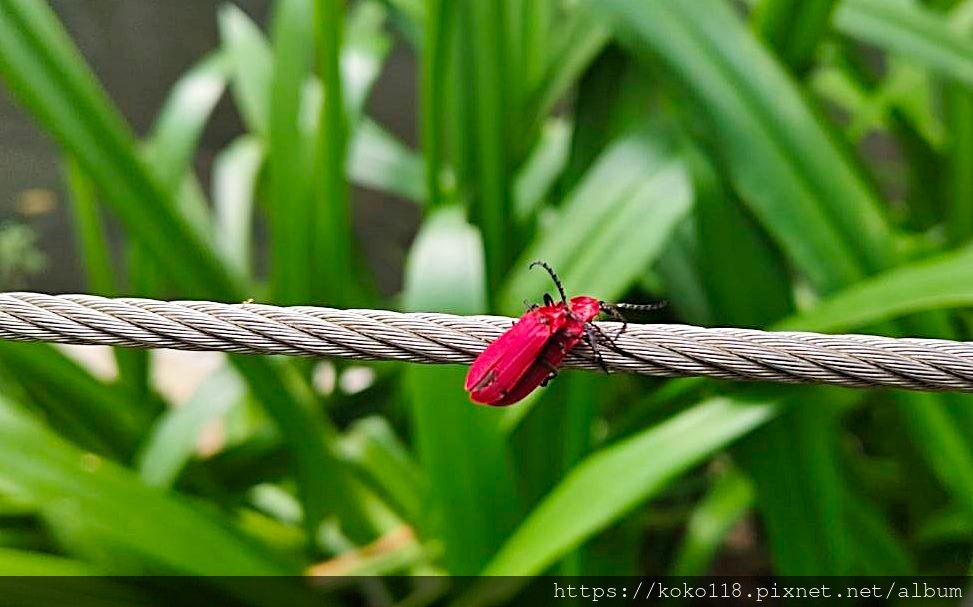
[{"xmin": 1, "ymin": 291, "xmax": 973, "ymax": 392}]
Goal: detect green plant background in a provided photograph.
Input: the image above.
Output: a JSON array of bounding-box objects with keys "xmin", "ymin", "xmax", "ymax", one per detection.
[{"xmin": 0, "ymin": 0, "xmax": 972, "ymax": 602}]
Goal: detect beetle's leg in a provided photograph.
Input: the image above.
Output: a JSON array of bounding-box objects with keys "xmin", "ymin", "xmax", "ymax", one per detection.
[
  {"xmin": 583, "ymin": 326, "xmax": 610, "ymax": 374},
  {"xmin": 540, "ymin": 370, "xmax": 558, "ymax": 387},
  {"xmin": 523, "ymin": 299, "xmax": 539, "ymax": 312},
  {"xmin": 600, "ymin": 303, "xmax": 629, "ymax": 341},
  {"xmin": 588, "ymin": 316, "xmax": 623, "ymax": 350},
  {"xmin": 540, "ymin": 334, "xmax": 570, "ymax": 385}
]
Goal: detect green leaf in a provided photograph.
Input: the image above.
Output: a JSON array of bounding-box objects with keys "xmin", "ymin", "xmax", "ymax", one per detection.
[
  {"xmin": 343, "ymin": 1, "xmax": 393, "ymax": 119},
  {"xmin": 846, "ymin": 496, "xmax": 915, "ymax": 575},
  {"xmin": 835, "ymin": 0, "xmax": 973, "ymax": 91},
  {"xmin": 218, "ymin": 3, "xmax": 272, "ymax": 136},
  {"xmin": 513, "ymin": 118, "xmax": 571, "ymax": 222},
  {"xmin": 456, "ymin": 1, "xmax": 514, "ymax": 293},
  {"xmin": 213, "ymin": 4, "xmax": 400, "ymax": 538},
  {"xmin": 403, "ymin": 207, "xmax": 520, "ymax": 574},
  {"xmin": 523, "ymin": 5, "xmax": 609, "ymax": 136},
  {"xmin": 64, "ymin": 154, "xmax": 154, "ymax": 411},
  {"xmin": 0, "ymin": 547, "xmax": 104, "ymax": 576},
  {"xmin": 0, "ymin": 0, "xmax": 373, "ymax": 536},
  {"xmin": 601, "ymin": 12, "xmax": 973, "ymax": 546},
  {"xmin": 0, "ymin": 0, "xmax": 239, "ymax": 298},
  {"xmin": 738, "ymin": 403, "xmax": 851, "ymax": 574},
  {"xmin": 0, "ymin": 397, "xmax": 291, "ymax": 578},
  {"xmin": 946, "ymin": 85, "xmax": 973, "ymax": 244},
  {"xmin": 145, "ymin": 51, "xmax": 228, "ymax": 194},
  {"xmin": 312, "ymin": 0, "xmax": 358, "ymax": 306},
  {"xmin": 688, "ymin": 144, "xmax": 794, "ymax": 327},
  {"xmin": 144, "ymin": 51, "xmax": 230, "ymax": 238},
  {"xmin": 403, "ymin": 206, "xmax": 488, "ymax": 314},
  {"xmin": 0, "ymin": 342, "xmax": 141, "ymax": 458},
  {"xmin": 136, "ymin": 365, "xmax": 243, "ymax": 488},
  {"xmin": 561, "ymin": 46, "xmax": 650, "ymax": 197},
  {"xmin": 519, "ymin": 0, "xmax": 552, "ymax": 95},
  {"xmin": 602, "ymin": 0, "xmax": 893, "ymax": 292},
  {"xmin": 212, "ymin": 135, "xmax": 263, "ymax": 278},
  {"xmin": 777, "ymin": 244, "xmax": 973, "ymax": 333},
  {"xmin": 752, "ymin": 0, "xmax": 839, "ymax": 74},
  {"xmin": 916, "ymin": 505, "xmax": 973, "ymax": 545},
  {"xmin": 475, "ymin": 392, "xmax": 777, "ymax": 583},
  {"xmin": 228, "ymin": 355, "xmax": 378, "ymax": 542},
  {"xmin": 892, "ymin": 391, "xmax": 973, "ymax": 520},
  {"xmin": 501, "ymin": 129, "xmax": 692, "ymax": 312},
  {"xmin": 267, "ymin": 0, "xmax": 315, "ymax": 305},
  {"xmin": 420, "ymin": 0, "xmax": 452, "ymax": 208},
  {"xmin": 349, "ymin": 118, "xmax": 425, "ymax": 203},
  {"xmin": 0, "ymin": 554, "xmax": 162, "ymax": 607},
  {"xmin": 668, "ymin": 467, "xmax": 754, "ymax": 576},
  {"xmin": 63, "ymin": 155, "xmax": 114, "ymax": 295},
  {"xmin": 339, "ymin": 416, "xmax": 427, "ymax": 522},
  {"xmin": 511, "ymin": 372, "xmax": 601, "ymax": 574}
]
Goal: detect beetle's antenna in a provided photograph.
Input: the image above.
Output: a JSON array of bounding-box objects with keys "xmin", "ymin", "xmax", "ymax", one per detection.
[
  {"xmin": 611, "ymin": 301, "xmax": 668, "ymax": 312},
  {"xmin": 529, "ymin": 260, "xmax": 568, "ymax": 305},
  {"xmin": 600, "ymin": 300, "xmax": 667, "ymax": 340}
]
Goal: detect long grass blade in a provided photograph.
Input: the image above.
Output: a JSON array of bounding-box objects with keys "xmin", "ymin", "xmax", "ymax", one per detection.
[
  {"xmin": 523, "ymin": 5, "xmax": 609, "ymax": 136},
  {"xmin": 0, "ymin": 342, "xmax": 141, "ymax": 459},
  {"xmin": 63, "ymin": 155, "xmax": 114, "ymax": 295},
  {"xmin": 339, "ymin": 417, "xmax": 427, "ymax": 523},
  {"xmin": 462, "ymin": 1, "xmax": 512, "ymax": 295},
  {"xmin": 835, "ymin": 0, "xmax": 973, "ymax": 91},
  {"xmin": 0, "ymin": 0, "xmax": 239, "ymax": 298},
  {"xmin": 777, "ymin": 244, "xmax": 973, "ymax": 332},
  {"xmin": 267, "ymin": 0, "xmax": 315, "ymax": 305},
  {"xmin": 403, "ymin": 207, "xmax": 520, "ymax": 574},
  {"xmin": 349, "ymin": 118, "xmax": 425, "ymax": 203},
  {"xmin": 0, "ymin": 397, "xmax": 291, "ymax": 578},
  {"xmin": 136, "ymin": 365, "xmax": 243, "ymax": 488},
  {"xmin": 421, "ymin": 0, "xmax": 451, "ymax": 209},
  {"xmin": 0, "ymin": 1, "xmax": 376, "ymax": 541},
  {"xmin": 219, "ymin": 3, "xmax": 273, "ymax": 136},
  {"xmin": 145, "ymin": 51, "xmax": 229, "ymax": 236},
  {"xmin": 501, "ymin": 129, "xmax": 691, "ymax": 312},
  {"xmin": 668, "ymin": 467, "xmax": 754, "ymax": 576},
  {"xmin": 313, "ymin": 0, "xmax": 358, "ymax": 306},
  {"xmin": 212, "ymin": 135, "xmax": 263, "ymax": 277},
  {"xmin": 738, "ymin": 404, "xmax": 850, "ymax": 574},
  {"xmin": 473, "ymin": 392, "xmax": 778, "ymax": 585},
  {"xmin": 601, "ymin": 0, "xmax": 892, "ymax": 291},
  {"xmin": 62, "ymin": 155, "xmax": 156, "ymax": 420},
  {"xmin": 752, "ymin": 0, "xmax": 839, "ymax": 74}
]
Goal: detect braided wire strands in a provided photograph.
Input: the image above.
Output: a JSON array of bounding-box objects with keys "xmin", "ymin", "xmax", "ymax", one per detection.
[{"xmin": 1, "ymin": 292, "xmax": 973, "ymax": 392}]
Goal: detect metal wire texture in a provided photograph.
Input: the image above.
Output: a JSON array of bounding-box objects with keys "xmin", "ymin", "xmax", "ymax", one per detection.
[{"xmin": 2, "ymin": 291, "xmax": 973, "ymax": 392}]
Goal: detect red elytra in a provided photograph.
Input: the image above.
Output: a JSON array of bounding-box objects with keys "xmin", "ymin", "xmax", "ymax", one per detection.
[
  {"xmin": 465, "ymin": 295, "xmax": 601, "ymax": 406},
  {"xmin": 464, "ymin": 260, "xmax": 665, "ymax": 407}
]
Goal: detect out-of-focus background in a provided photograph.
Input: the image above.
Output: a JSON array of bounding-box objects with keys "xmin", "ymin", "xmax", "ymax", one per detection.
[
  {"xmin": 1, "ymin": 0, "xmax": 973, "ymax": 603},
  {"xmin": 1, "ymin": 0, "xmax": 418, "ymax": 294}
]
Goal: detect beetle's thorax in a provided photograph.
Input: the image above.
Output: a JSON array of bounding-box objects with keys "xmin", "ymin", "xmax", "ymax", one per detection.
[{"xmin": 568, "ymin": 296, "xmax": 601, "ymax": 323}]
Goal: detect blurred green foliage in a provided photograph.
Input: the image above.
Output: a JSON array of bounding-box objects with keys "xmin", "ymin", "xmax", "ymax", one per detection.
[
  {"xmin": 0, "ymin": 222, "xmax": 45, "ymax": 289},
  {"xmin": 1, "ymin": 0, "xmax": 973, "ymax": 602}
]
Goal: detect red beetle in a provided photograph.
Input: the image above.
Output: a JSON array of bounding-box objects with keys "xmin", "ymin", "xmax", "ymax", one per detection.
[{"xmin": 465, "ymin": 261, "xmax": 663, "ymax": 406}]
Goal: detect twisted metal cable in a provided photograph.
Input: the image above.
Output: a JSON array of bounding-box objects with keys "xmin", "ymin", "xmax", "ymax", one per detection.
[{"xmin": 2, "ymin": 291, "xmax": 973, "ymax": 392}]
